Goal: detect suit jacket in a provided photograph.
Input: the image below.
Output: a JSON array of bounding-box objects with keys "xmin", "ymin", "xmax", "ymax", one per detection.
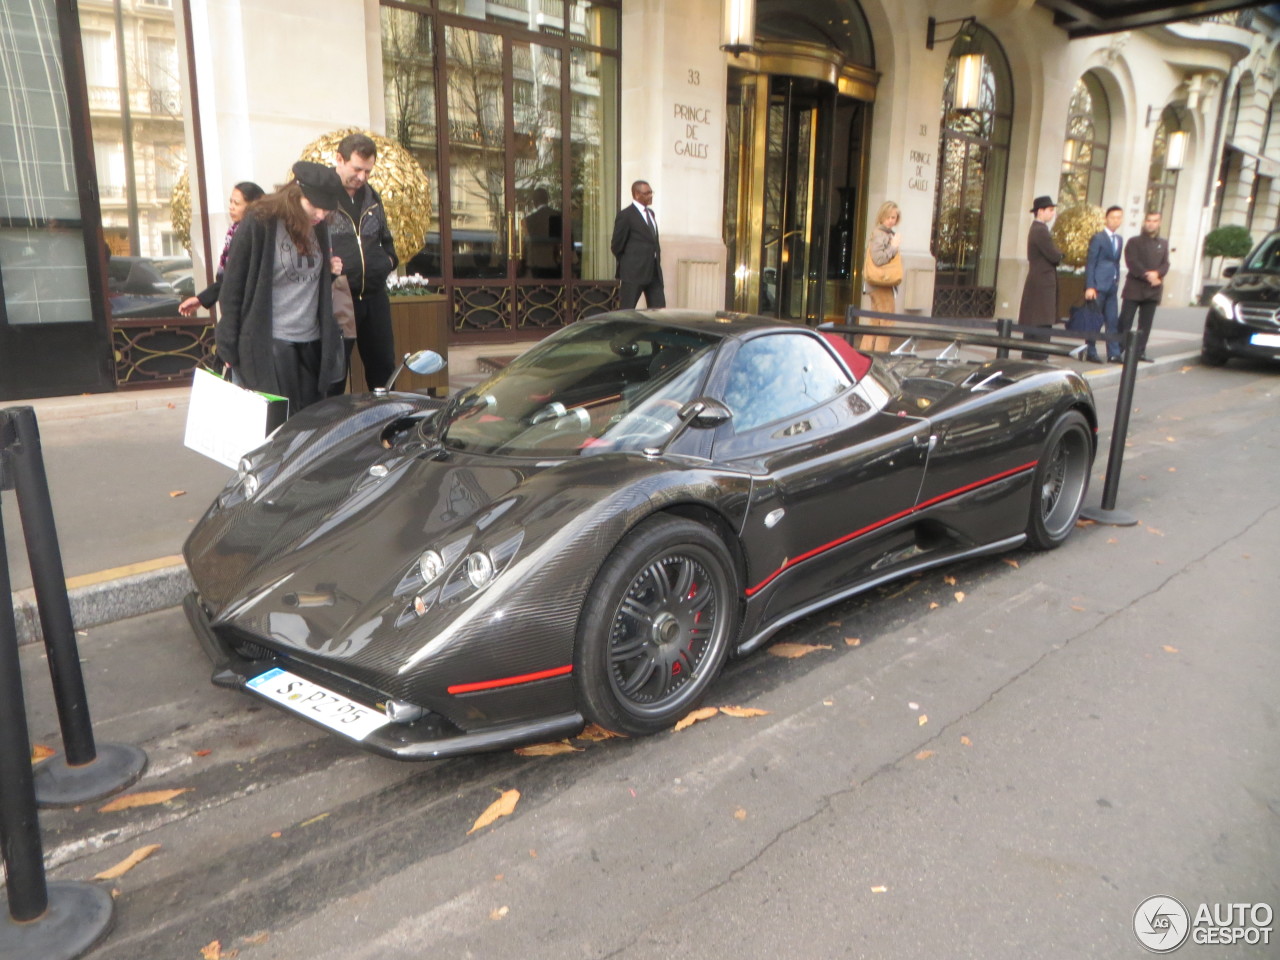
[
  {"xmin": 1121, "ymin": 233, "xmax": 1170, "ymax": 303},
  {"xmin": 611, "ymin": 204, "xmax": 661, "ymax": 285},
  {"xmin": 1085, "ymin": 230, "xmax": 1122, "ymax": 294},
  {"xmin": 1018, "ymin": 219, "xmax": 1063, "ymax": 327}
]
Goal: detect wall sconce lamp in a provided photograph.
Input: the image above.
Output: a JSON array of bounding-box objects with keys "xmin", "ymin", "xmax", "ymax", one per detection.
[
  {"xmin": 927, "ymin": 16, "xmax": 976, "ymax": 50},
  {"xmin": 1062, "ymin": 138, "xmax": 1078, "ymax": 168},
  {"xmin": 1166, "ymin": 130, "xmax": 1189, "ymax": 171},
  {"xmin": 721, "ymin": 0, "xmax": 756, "ymax": 56},
  {"xmin": 953, "ymin": 53, "xmax": 986, "ymax": 111}
]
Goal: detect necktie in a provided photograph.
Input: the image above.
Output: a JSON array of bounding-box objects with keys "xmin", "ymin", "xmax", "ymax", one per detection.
[{"xmin": 645, "ymin": 208, "xmax": 657, "ymax": 236}]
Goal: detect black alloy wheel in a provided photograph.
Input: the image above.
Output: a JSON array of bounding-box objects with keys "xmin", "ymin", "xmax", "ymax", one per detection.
[
  {"xmin": 1025, "ymin": 410, "xmax": 1092, "ymax": 550},
  {"xmin": 575, "ymin": 515, "xmax": 737, "ymax": 736}
]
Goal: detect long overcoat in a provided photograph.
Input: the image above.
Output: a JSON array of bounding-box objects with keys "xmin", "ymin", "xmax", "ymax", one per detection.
[{"xmin": 1018, "ymin": 219, "xmax": 1064, "ymax": 328}]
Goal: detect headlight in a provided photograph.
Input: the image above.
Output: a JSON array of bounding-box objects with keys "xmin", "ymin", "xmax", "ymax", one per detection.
[
  {"xmin": 418, "ymin": 549, "xmax": 446, "ymax": 584},
  {"xmin": 237, "ymin": 457, "xmax": 259, "ymax": 497},
  {"xmin": 1210, "ymin": 291, "xmax": 1239, "ymax": 321},
  {"xmin": 465, "ymin": 551, "xmax": 495, "ymax": 589}
]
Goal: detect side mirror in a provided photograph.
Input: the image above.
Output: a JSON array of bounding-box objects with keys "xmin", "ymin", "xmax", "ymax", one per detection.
[
  {"xmin": 375, "ymin": 350, "xmax": 448, "ymax": 396},
  {"xmin": 677, "ymin": 397, "xmax": 733, "ymax": 428},
  {"xmin": 1223, "ymin": 266, "xmax": 1238, "ymax": 278}
]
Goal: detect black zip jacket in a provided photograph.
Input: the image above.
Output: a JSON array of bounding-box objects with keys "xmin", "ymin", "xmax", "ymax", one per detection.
[{"xmin": 329, "ymin": 183, "xmax": 398, "ymax": 299}]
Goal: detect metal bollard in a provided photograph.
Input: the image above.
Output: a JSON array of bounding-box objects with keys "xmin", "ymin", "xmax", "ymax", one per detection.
[
  {"xmin": 995, "ymin": 318, "xmax": 1013, "ymax": 359},
  {"xmin": 0, "ymin": 407, "xmax": 146, "ymax": 806},
  {"xmin": 1080, "ymin": 327, "xmax": 1141, "ymax": 526},
  {"xmin": 0, "ymin": 497, "xmax": 116, "ymax": 960}
]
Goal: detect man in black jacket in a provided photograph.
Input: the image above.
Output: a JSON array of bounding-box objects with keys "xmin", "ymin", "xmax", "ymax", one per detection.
[
  {"xmin": 612, "ymin": 180, "xmax": 665, "ymax": 309},
  {"xmin": 330, "ymin": 133, "xmax": 398, "ymax": 390},
  {"xmin": 1117, "ymin": 211, "xmax": 1169, "ymax": 363}
]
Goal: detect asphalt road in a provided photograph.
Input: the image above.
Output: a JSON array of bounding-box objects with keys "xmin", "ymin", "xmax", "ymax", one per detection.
[{"xmin": 14, "ymin": 356, "xmax": 1279, "ymax": 960}]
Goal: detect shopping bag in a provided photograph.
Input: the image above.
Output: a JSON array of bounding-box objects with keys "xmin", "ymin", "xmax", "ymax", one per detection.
[
  {"xmin": 183, "ymin": 367, "xmax": 288, "ymax": 468},
  {"xmin": 1066, "ymin": 302, "xmax": 1104, "ymax": 335}
]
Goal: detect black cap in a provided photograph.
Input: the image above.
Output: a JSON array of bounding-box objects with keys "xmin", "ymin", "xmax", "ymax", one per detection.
[
  {"xmin": 1030, "ymin": 195, "xmax": 1057, "ymax": 214},
  {"xmin": 292, "ymin": 161, "xmax": 345, "ymax": 211}
]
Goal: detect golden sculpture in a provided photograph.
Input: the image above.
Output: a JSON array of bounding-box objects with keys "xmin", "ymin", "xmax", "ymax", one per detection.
[
  {"xmin": 1052, "ymin": 204, "xmax": 1105, "ymax": 269},
  {"xmin": 171, "ymin": 168, "xmax": 192, "ymax": 254},
  {"xmin": 295, "ymin": 128, "xmax": 432, "ymax": 269}
]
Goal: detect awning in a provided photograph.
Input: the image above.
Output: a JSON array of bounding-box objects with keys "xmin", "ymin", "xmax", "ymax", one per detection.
[{"xmin": 1035, "ymin": 1, "xmax": 1271, "ymax": 40}]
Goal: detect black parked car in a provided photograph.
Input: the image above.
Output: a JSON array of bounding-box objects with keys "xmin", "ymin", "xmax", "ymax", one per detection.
[
  {"xmin": 184, "ymin": 311, "xmax": 1097, "ymax": 760},
  {"xmin": 1203, "ymin": 231, "xmax": 1280, "ymax": 366}
]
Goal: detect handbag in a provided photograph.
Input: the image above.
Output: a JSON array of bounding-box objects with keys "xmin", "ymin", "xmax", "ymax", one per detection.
[
  {"xmin": 864, "ymin": 247, "xmax": 902, "ymax": 287},
  {"xmin": 183, "ymin": 367, "xmax": 289, "ymax": 468},
  {"xmin": 1066, "ymin": 301, "xmax": 1104, "ymax": 335},
  {"xmin": 332, "ymin": 275, "xmax": 357, "ymax": 340}
]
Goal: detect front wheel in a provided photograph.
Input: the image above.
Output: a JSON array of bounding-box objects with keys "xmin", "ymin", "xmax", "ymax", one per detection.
[
  {"xmin": 1200, "ymin": 330, "xmax": 1229, "ymax": 367},
  {"xmin": 1025, "ymin": 410, "xmax": 1092, "ymax": 550},
  {"xmin": 574, "ymin": 515, "xmax": 738, "ymax": 736}
]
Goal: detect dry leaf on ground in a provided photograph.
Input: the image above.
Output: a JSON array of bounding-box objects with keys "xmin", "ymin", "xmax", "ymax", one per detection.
[
  {"xmin": 1002, "ymin": 558, "xmax": 1019, "ymax": 568},
  {"xmin": 928, "ymin": 602, "xmax": 939, "ymax": 610},
  {"xmin": 1107, "ymin": 537, "xmax": 1118, "ymax": 544},
  {"xmin": 515, "ymin": 740, "xmax": 582, "ymax": 756},
  {"xmin": 915, "ymin": 750, "xmax": 934, "ymax": 760},
  {"xmin": 1165, "ymin": 436, "xmax": 1176, "ymax": 442},
  {"xmin": 870, "ymin": 885, "xmax": 888, "ymax": 893},
  {"xmin": 1075, "ymin": 518, "xmax": 1096, "ymax": 528},
  {"xmin": 733, "ymin": 808, "xmax": 747, "ymax": 820},
  {"xmin": 845, "ymin": 637, "xmax": 861, "ymax": 646},
  {"xmin": 94, "ymin": 843, "xmax": 161, "ymax": 880},
  {"xmin": 240, "ymin": 933, "xmax": 270, "ymax": 946},
  {"xmin": 468, "ymin": 789, "xmax": 521, "ymax": 835},
  {"xmin": 954, "ymin": 591, "xmax": 965, "ymax": 603},
  {"xmin": 193, "ymin": 749, "xmax": 212, "ymax": 757},
  {"xmin": 918, "ymin": 715, "xmax": 928, "ymax": 726},
  {"xmin": 576, "ymin": 723, "xmax": 625, "ymax": 741},
  {"xmin": 960, "ymin": 736, "xmax": 972, "ymax": 746},
  {"xmin": 1147, "ymin": 526, "xmax": 1164, "ymax": 536},
  {"xmin": 30, "ymin": 744, "xmax": 55, "ymax": 764},
  {"xmin": 200, "ymin": 942, "xmax": 222, "ymax": 960},
  {"xmin": 490, "ymin": 906, "xmax": 509, "ymax": 920},
  {"xmin": 299, "ymin": 813, "xmax": 329, "ymax": 828},
  {"xmin": 674, "ymin": 706, "xmax": 719, "ymax": 731},
  {"xmin": 719, "ymin": 706, "xmax": 769, "ymax": 718},
  {"xmin": 943, "ymin": 575, "xmax": 957, "ymax": 586},
  {"xmin": 767, "ymin": 642, "xmax": 831, "ymax": 659},
  {"xmin": 1163, "ymin": 645, "xmax": 1179, "ymax": 654},
  {"xmin": 99, "ymin": 788, "xmax": 190, "ymax": 813},
  {"xmin": 169, "ymin": 490, "xmax": 186, "ymax": 498},
  {"xmin": 1070, "ymin": 605, "xmax": 1086, "ymax": 612}
]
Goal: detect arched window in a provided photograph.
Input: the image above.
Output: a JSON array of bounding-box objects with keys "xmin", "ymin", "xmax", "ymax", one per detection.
[
  {"xmin": 755, "ymin": 0, "xmax": 874, "ymax": 68},
  {"xmin": 930, "ymin": 25, "xmax": 1012, "ymax": 318},
  {"xmin": 1059, "ymin": 73, "xmax": 1110, "ymax": 208},
  {"xmin": 1146, "ymin": 106, "xmax": 1186, "ymax": 227}
]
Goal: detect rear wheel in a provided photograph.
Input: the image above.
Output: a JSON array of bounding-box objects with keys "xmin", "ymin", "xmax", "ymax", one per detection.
[
  {"xmin": 1026, "ymin": 410, "xmax": 1092, "ymax": 550},
  {"xmin": 575, "ymin": 515, "xmax": 737, "ymax": 736}
]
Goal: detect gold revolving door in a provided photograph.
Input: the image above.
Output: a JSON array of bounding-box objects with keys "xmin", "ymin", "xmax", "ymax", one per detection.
[{"xmin": 724, "ymin": 43, "xmax": 875, "ymax": 323}]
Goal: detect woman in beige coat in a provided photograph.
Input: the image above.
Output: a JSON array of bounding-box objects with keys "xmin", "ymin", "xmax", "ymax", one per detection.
[{"xmin": 863, "ymin": 201, "xmax": 901, "ymax": 352}]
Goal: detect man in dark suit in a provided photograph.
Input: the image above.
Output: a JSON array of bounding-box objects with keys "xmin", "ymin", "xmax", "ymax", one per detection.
[
  {"xmin": 1084, "ymin": 205, "xmax": 1124, "ymax": 363},
  {"xmin": 612, "ymin": 180, "xmax": 665, "ymax": 309},
  {"xmin": 1118, "ymin": 211, "xmax": 1170, "ymax": 362},
  {"xmin": 1018, "ymin": 195, "xmax": 1063, "ymax": 360}
]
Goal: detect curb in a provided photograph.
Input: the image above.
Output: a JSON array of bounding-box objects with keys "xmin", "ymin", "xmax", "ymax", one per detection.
[{"xmin": 7, "ymin": 347, "xmax": 1205, "ymax": 644}]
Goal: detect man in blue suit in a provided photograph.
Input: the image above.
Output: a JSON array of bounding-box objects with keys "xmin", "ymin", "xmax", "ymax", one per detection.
[{"xmin": 1084, "ymin": 205, "xmax": 1124, "ymax": 363}]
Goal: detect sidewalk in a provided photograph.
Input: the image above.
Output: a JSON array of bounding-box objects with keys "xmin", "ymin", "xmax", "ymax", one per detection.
[{"xmin": 2, "ymin": 310, "xmax": 1206, "ymax": 645}]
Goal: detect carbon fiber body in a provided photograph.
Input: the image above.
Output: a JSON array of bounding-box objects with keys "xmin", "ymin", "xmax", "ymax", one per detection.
[{"xmin": 183, "ymin": 311, "xmax": 1096, "ymax": 759}]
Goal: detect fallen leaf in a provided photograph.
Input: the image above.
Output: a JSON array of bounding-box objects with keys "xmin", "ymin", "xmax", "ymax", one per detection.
[
  {"xmin": 490, "ymin": 906, "xmax": 509, "ymax": 920},
  {"xmin": 1179, "ymin": 365, "xmax": 1193, "ymax": 373},
  {"xmin": 515, "ymin": 740, "xmax": 582, "ymax": 756},
  {"xmin": 1075, "ymin": 517, "xmax": 1096, "ymax": 528},
  {"xmin": 1139, "ymin": 474, "xmax": 1149, "ymax": 481},
  {"xmin": 494, "ymin": 873, "xmax": 504, "ymax": 881},
  {"xmin": 94, "ymin": 843, "xmax": 161, "ymax": 880},
  {"xmin": 1166, "ymin": 436, "xmax": 1176, "ymax": 443},
  {"xmin": 943, "ymin": 575, "xmax": 957, "ymax": 586},
  {"xmin": 908, "ymin": 701, "xmax": 920, "ymax": 710},
  {"xmin": 193, "ymin": 749, "xmax": 212, "ymax": 757},
  {"xmin": 827, "ymin": 620, "xmax": 842, "ymax": 627},
  {"xmin": 915, "ymin": 750, "xmax": 934, "ymax": 760},
  {"xmin": 270, "ymin": 831, "xmax": 282, "ymax": 839},
  {"xmin": 241, "ymin": 933, "xmax": 270, "ymax": 946},
  {"xmin": 1162, "ymin": 645, "xmax": 1179, "ymax": 654},
  {"xmin": 960, "ymin": 736, "xmax": 972, "ymax": 746},
  {"xmin": 822, "ymin": 699, "xmax": 834, "ymax": 706},
  {"xmin": 1107, "ymin": 537, "xmax": 1118, "ymax": 544},
  {"xmin": 870, "ymin": 885, "xmax": 888, "ymax": 893},
  {"xmin": 168, "ymin": 490, "xmax": 186, "ymax": 498},
  {"xmin": 674, "ymin": 706, "xmax": 719, "ymax": 731},
  {"xmin": 954, "ymin": 591, "xmax": 965, "ymax": 603},
  {"xmin": 1168, "ymin": 467, "xmax": 1177, "ymax": 473},
  {"xmin": 30, "ymin": 744, "xmax": 55, "ymax": 765},
  {"xmin": 576, "ymin": 723, "xmax": 625, "ymax": 741},
  {"xmin": 468, "ymin": 789, "xmax": 520, "ymax": 835},
  {"xmin": 166, "ymin": 401, "xmax": 176, "ymax": 409},
  {"xmin": 1070, "ymin": 605, "xmax": 1086, "ymax": 612},
  {"xmin": 530, "ymin": 849, "xmax": 537, "ymax": 858},
  {"xmin": 201, "ymin": 942, "xmax": 222, "ymax": 960},
  {"xmin": 299, "ymin": 813, "xmax": 329, "ymax": 827},
  {"xmin": 99, "ymin": 788, "xmax": 190, "ymax": 812},
  {"xmin": 928, "ymin": 602, "xmax": 939, "ymax": 610},
  {"xmin": 719, "ymin": 706, "xmax": 769, "ymax": 718},
  {"xmin": 767, "ymin": 642, "xmax": 831, "ymax": 659},
  {"xmin": 1147, "ymin": 527, "xmax": 1164, "ymax": 536},
  {"xmin": 844, "ymin": 637, "xmax": 861, "ymax": 646},
  {"xmin": 1002, "ymin": 558, "xmax": 1019, "ymax": 568},
  {"xmin": 733, "ymin": 808, "xmax": 747, "ymax": 820},
  {"xmin": 918, "ymin": 715, "xmax": 928, "ymax": 726}
]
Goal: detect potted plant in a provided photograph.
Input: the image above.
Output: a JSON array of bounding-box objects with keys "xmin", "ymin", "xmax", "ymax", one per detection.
[
  {"xmin": 1051, "ymin": 204, "xmax": 1104, "ymax": 321},
  {"xmin": 1200, "ymin": 225, "xmax": 1253, "ymax": 304}
]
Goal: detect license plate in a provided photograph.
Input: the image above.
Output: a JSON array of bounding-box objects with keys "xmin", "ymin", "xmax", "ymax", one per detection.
[
  {"xmin": 246, "ymin": 667, "xmax": 389, "ymax": 741},
  {"xmin": 1250, "ymin": 333, "xmax": 1280, "ymax": 348}
]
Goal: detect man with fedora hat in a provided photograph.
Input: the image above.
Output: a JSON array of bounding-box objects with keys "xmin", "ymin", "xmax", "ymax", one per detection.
[{"xmin": 1018, "ymin": 195, "xmax": 1063, "ymax": 360}]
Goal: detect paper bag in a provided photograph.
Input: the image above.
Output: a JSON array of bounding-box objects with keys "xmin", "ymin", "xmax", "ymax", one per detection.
[{"xmin": 183, "ymin": 367, "xmax": 288, "ymax": 468}]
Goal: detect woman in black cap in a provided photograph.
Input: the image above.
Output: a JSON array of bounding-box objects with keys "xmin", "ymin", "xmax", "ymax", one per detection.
[{"xmin": 216, "ymin": 161, "xmax": 346, "ymax": 415}]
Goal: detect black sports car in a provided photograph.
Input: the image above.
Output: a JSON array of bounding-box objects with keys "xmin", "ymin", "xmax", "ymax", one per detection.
[
  {"xmin": 184, "ymin": 311, "xmax": 1096, "ymax": 759},
  {"xmin": 1203, "ymin": 230, "xmax": 1280, "ymax": 366}
]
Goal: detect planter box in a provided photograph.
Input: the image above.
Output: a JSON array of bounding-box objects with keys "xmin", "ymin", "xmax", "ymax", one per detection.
[{"xmin": 349, "ymin": 293, "xmax": 450, "ymax": 395}]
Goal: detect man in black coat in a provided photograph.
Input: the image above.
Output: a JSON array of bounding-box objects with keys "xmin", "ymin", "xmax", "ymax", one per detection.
[
  {"xmin": 1018, "ymin": 195, "xmax": 1063, "ymax": 360},
  {"xmin": 1117, "ymin": 211, "xmax": 1170, "ymax": 362},
  {"xmin": 611, "ymin": 180, "xmax": 665, "ymax": 309},
  {"xmin": 329, "ymin": 133, "xmax": 399, "ymax": 390}
]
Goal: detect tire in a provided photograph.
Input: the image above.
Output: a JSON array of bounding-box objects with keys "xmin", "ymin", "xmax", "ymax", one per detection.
[
  {"xmin": 1200, "ymin": 331, "xmax": 1229, "ymax": 367},
  {"xmin": 1025, "ymin": 410, "xmax": 1092, "ymax": 550},
  {"xmin": 574, "ymin": 515, "xmax": 738, "ymax": 736}
]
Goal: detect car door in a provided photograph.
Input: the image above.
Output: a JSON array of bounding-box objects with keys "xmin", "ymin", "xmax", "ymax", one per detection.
[{"xmin": 709, "ymin": 332, "xmax": 931, "ymax": 622}]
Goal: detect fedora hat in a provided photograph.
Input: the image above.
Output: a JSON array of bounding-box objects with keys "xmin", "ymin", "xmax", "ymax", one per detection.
[{"xmin": 1030, "ymin": 195, "xmax": 1057, "ymax": 214}]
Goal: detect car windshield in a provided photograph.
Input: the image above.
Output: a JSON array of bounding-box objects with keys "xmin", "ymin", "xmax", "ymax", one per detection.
[
  {"xmin": 1243, "ymin": 234, "xmax": 1280, "ymax": 273},
  {"xmin": 429, "ymin": 317, "xmax": 722, "ymax": 457}
]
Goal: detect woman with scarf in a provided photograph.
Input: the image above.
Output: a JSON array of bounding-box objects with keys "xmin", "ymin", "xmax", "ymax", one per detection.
[{"xmin": 179, "ymin": 181, "xmax": 265, "ymax": 316}]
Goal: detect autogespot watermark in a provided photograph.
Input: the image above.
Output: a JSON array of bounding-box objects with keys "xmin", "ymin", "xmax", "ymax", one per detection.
[{"xmin": 1133, "ymin": 896, "xmax": 1273, "ymax": 953}]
